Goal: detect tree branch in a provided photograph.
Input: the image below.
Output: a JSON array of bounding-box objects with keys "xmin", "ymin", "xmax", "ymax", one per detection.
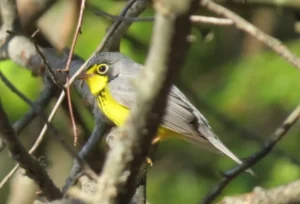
[
  {"xmin": 201, "ymin": 0, "xmax": 300, "ymax": 71},
  {"xmin": 92, "ymin": 0, "xmax": 198, "ymax": 203},
  {"xmin": 201, "ymin": 105, "xmax": 300, "ymax": 204},
  {"xmin": 88, "ymin": 3, "xmax": 233, "ymax": 26},
  {"xmin": 220, "ymin": 179, "xmax": 300, "ymax": 204},
  {"xmin": 0, "ymin": 100, "xmax": 62, "ymax": 200},
  {"xmin": 216, "ymin": 0, "xmax": 300, "ymax": 8}
]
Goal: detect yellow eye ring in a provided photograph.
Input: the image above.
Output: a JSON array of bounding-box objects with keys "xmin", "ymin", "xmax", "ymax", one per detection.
[{"xmin": 96, "ymin": 64, "xmax": 109, "ymax": 75}]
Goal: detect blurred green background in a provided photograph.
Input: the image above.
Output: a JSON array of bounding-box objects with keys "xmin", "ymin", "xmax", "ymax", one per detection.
[{"xmin": 0, "ymin": 0, "xmax": 300, "ymax": 203}]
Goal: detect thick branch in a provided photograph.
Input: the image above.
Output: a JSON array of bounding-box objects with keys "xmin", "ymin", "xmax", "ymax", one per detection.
[
  {"xmin": 201, "ymin": 105, "xmax": 300, "ymax": 204},
  {"xmin": 201, "ymin": 0, "xmax": 300, "ymax": 71},
  {"xmin": 0, "ymin": 101, "xmax": 62, "ymax": 200},
  {"xmin": 93, "ymin": 0, "xmax": 198, "ymax": 203},
  {"xmin": 220, "ymin": 179, "xmax": 300, "ymax": 204},
  {"xmin": 216, "ymin": 0, "xmax": 300, "ymax": 8}
]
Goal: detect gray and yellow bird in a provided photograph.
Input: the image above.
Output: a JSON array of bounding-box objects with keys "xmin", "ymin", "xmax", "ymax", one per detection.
[{"xmin": 79, "ymin": 52, "xmax": 245, "ymax": 167}]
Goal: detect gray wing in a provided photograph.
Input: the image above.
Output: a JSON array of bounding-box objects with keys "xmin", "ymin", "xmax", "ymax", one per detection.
[
  {"xmin": 109, "ymin": 75, "xmax": 250, "ymax": 168},
  {"xmin": 109, "ymin": 76, "xmax": 207, "ymax": 141}
]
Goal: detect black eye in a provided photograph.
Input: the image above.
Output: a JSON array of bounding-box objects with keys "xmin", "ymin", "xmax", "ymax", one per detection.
[{"xmin": 96, "ymin": 64, "xmax": 109, "ymax": 75}]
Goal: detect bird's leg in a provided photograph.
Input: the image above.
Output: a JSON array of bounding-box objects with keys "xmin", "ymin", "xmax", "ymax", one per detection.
[
  {"xmin": 151, "ymin": 136, "xmax": 162, "ymax": 145},
  {"xmin": 152, "ymin": 132, "xmax": 166, "ymax": 144},
  {"xmin": 146, "ymin": 157, "xmax": 153, "ymax": 167},
  {"xmin": 147, "ymin": 132, "xmax": 165, "ymax": 166}
]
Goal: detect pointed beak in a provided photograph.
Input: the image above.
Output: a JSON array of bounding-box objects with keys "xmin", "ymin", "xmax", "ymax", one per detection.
[{"xmin": 76, "ymin": 73, "xmax": 93, "ymax": 80}]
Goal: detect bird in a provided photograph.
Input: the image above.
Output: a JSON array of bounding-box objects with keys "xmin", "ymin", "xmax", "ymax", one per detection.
[{"xmin": 78, "ymin": 52, "xmax": 249, "ymax": 171}]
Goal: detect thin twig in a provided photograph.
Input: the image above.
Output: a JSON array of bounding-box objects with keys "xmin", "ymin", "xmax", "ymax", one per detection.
[
  {"xmin": 89, "ymin": 3, "xmax": 233, "ymax": 26},
  {"xmin": 0, "ymin": 164, "xmax": 19, "ymax": 188},
  {"xmin": 59, "ymin": 0, "xmax": 86, "ymax": 147},
  {"xmin": 66, "ymin": 78, "xmax": 79, "ymax": 146},
  {"xmin": 201, "ymin": 105, "xmax": 300, "ymax": 204},
  {"xmin": 31, "ymin": 31, "xmax": 63, "ymax": 89},
  {"xmin": 87, "ymin": 2, "xmax": 153, "ymax": 22},
  {"xmin": 190, "ymin": 15, "xmax": 233, "ymax": 25},
  {"xmin": 61, "ymin": 96, "xmax": 90, "ymax": 138},
  {"xmin": 201, "ymin": 0, "xmax": 300, "ymax": 71},
  {"xmin": 60, "ymin": 0, "xmax": 86, "ymax": 73}
]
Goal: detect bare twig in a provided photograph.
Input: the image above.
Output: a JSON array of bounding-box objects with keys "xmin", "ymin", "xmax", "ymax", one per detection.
[
  {"xmin": 60, "ymin": 0, "xmax": 86, "ymax": 147},
  {"xmin": 0, "ymin": 165, "xmax": 19, "ymax": 189},
  {"xmin": 61, "ymin": 0, "xmax": 85, "ymax": 73},
  {"xmin": 61, "ymin": 97, "xmax": 90, "ymax": 138},
  {"xmin": 0, "ymin": 100, "xmax": 62, "ymax": 200},
  {"xmin": 220, "ymin": 179, "xmax": 300, "ymax": 204},
  {"xmin": 87, "ymin": 2, "xmax": 153, "ymax": 22},
  {"xmin": 201, "ymin": 105, "xmax": 300, "ymax": 204},
  {"xmin": 89, "ymin": 3, "xmax": 233, "ymax": 26},
  {"xmin": 93, "ymin": 0, "xmax": 198, "ymax": 203},
  {"xmin": 31, "ymin": 33, "xmax": 63, "ymax": 88},
  {"xmin": 201, "ymin": 0, "xmax": 300, "ymax": 71},
  {"xmin": 190, "ymin": 15, "xmax": 233, "ymax": 25},
  {"xmin": 215, "ymin": 0, "xmax": 300, "ymax": 8}
]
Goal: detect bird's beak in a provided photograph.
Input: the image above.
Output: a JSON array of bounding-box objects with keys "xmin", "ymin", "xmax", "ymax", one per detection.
[{"xmin": 76, "ymin": 73, "xmax": 93, "ymax": 80}]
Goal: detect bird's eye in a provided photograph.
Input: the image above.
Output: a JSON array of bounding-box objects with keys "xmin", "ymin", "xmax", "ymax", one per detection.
[{"xmin": 96, "ymin": 64, "xmax": 109, "ymax": 75}]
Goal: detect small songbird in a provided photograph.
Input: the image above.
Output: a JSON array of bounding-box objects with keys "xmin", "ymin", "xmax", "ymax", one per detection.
[{"xmin": 79, "ymin": 52, "xmax": 247, "ymax": 169}]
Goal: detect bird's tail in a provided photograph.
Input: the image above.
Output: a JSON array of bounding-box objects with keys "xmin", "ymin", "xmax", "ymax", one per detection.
[{"xmin": 185, "ymin": 126, "xmax": 255, "ymax": 175}]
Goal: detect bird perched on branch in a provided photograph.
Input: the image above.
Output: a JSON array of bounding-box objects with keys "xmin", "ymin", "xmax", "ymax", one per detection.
[{"xmin": 78, "ymin": 52, "xmax": 250, "ymax": 172}]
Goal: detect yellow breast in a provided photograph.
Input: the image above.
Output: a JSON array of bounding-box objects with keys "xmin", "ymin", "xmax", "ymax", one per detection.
[
  {"xmin": 97, "ymin": 86, "xmax": 182, "ymax": 141},
  {"xmin": 97, "ymin": 86, "xmax": 129, "ymax": 126}
]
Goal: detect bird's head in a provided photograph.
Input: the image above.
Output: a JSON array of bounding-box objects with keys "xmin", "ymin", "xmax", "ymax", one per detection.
[{"xmin": 77, "ymin": 52, "xmax": 124, "ymax": 95}]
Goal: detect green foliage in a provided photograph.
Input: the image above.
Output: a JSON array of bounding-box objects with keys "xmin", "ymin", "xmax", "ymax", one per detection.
[
  {"xmin": 0, "ymin": 61, "xmax": 41, "ymax": 121},
  {"xmin": 215, "ymin": 42, "xmax": 300, "ymax": 114}
]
